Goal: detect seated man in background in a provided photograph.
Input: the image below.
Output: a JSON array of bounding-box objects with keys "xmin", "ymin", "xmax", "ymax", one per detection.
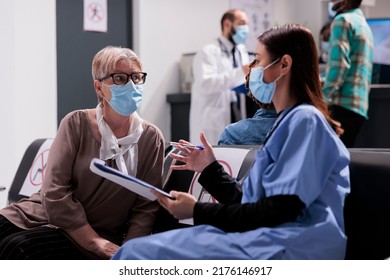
[{"xmin": 219, "ymin": 61, "xmax": 277, "ymax": 145}]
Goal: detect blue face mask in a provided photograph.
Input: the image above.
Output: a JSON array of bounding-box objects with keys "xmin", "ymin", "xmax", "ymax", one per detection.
[
  {"xmin": 103, "ymin": 81, "xmax": 143, "ymax": 116},
  {"xmin": 248, "ymin": 59, "xmax": 281, "ymax": 104},
  {"xmin": 232, "ymin": 25, "xmax": 249, "ymax": 45}
]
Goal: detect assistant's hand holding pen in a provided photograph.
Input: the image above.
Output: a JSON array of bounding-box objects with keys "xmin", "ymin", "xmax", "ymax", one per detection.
[
  {"xmin": 169, "ymin": 141, "xmax": 204, "ymax": 150},
  {"xmin": 169, "ymin": 132, "xmax": 216, "ymax": 173}
]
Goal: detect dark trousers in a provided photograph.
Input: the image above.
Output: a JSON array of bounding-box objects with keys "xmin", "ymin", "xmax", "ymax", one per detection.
[
  {"xmin": 0, "ymin": 215, "xmax": 86, "ymax": 260},
  {"xmin": 329, "ymin": 105, "xmax": 365, "ymax": 148},
  {"xmin": 230, "ymin": 101, "xmax": 241, "ymax": 123},
  {"xmin": 245, "ymin": 95, "xmax": 258, "ymax": 118},
  {"xmin": 231, "ymin": 95, "xmax": 259, "ymax": 122}
]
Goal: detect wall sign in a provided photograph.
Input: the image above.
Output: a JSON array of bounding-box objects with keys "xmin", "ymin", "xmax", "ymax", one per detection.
[{"xmin": 83, "ymin": 0, "xmax": 107, "ymax": 32}]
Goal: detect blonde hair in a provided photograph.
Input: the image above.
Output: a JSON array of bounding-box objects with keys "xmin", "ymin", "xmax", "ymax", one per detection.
[{"xmin": 91, "ymin": 46, "xmax": 142, "ymax": 80}]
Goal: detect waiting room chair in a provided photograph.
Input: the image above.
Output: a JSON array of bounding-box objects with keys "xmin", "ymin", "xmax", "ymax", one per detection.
[
  {"xmin": 344, "ymin": 148, "xmax": 390, "ymax": 260},
  {"xmin": 7, "ymin": 138, "xmax": 53, "ymax": 205}
]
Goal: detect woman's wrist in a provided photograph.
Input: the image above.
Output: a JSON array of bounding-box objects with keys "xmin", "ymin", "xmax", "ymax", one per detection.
[{"xmin": 199, "ymin": 160, "xmax": 221, "ymax": 179}]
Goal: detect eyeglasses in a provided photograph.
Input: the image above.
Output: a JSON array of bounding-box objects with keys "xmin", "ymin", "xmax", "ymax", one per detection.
[{"xmin": 100, "ymin": 72, "xmax": 147, "ymax": 85}]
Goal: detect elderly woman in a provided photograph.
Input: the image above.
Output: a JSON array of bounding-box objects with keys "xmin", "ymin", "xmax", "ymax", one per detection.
[{"xmin": 0, "ymin": 46, "xmax": 165, "ymax": 259}]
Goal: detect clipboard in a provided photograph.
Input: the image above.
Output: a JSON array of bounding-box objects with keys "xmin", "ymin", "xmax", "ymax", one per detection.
[{"xmin": 89, "ymin": 158, "xmax": 174, "ymax": 201}]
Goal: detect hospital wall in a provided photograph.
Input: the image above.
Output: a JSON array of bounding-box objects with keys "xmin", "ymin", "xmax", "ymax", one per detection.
[
  {"xmin": 0, "ymin": 0, "xmax": 57, "ymax": 207},
  {"xmin": 0, "ymin": 0, "xmax": 389, "ymax": 207}
]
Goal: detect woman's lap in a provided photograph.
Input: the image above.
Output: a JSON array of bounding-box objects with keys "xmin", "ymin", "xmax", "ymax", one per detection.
[{"xmin": 0, "ymin": 215, "xmax": 86, "ymax": 260}]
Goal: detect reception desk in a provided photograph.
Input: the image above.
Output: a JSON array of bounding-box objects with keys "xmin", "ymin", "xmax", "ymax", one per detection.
[
  {"xmin": 167, "ymin": 93, "xmax": 191, "ymax": 142},
  {"xmin": 167, "ymin": 85, "xmax": 390, "ymax": 148}
]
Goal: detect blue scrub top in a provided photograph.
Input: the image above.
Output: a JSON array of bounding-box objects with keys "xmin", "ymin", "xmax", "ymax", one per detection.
[{"xmin": 112, "ymin": 104, "xmax": 350, "ymax": 260}]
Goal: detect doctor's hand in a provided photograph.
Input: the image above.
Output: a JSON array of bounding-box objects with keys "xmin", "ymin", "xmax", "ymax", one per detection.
[
  {"xmin": 152, "ymin": 190, "xmax": 197, "ymax": 220},
  {"xmin": 170, "ymin": 132, "xmax": 216, "ymax": 173}
]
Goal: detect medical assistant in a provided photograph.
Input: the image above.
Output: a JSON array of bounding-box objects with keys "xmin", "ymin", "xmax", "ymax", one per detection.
[
  {"xmin": 112, "ymin": 104, "xmax": 350, "ymax": 260},
  {"xmin": 189, "ymin": 36, "xmax": 249, "ymax": 145}
]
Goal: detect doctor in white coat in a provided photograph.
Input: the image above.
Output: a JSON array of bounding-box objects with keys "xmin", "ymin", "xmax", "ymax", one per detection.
[{"xmin": 189, "ymin": 9, "xmax": 251, "ymax": 145}]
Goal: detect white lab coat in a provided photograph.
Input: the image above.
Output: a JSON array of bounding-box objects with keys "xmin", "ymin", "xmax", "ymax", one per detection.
[{"xmin": 189, "ymin": 37, "xmax": 249, "ymax": 145}]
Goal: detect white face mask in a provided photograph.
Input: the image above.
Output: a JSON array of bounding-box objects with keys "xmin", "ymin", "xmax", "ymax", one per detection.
[
  {"xmin": 321, "ymin": 41, "xmax": 330, "ymax": 53},
  {"xmin": 328, "ymin": 2, "xmax": 337, "ymax": 17},
  {"xmin": 328, "ymin": 0, "xmax": 344, "ymax": 17}
]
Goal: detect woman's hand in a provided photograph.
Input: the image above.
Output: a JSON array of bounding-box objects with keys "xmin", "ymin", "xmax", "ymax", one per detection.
[
  {"xmin": 92, "ymin": 238, "xmax": 120, "ymax": 259},
  {"xmin": 170, "ymin": 132, "xmax": 216, "ymax": 173},
  {"xmin": 66, "ymin": 224, "xmax": 119, "ymax": 259},
  {"xmin": 152, "ymin": 190, "xmax": 197, "ymax": 220}
]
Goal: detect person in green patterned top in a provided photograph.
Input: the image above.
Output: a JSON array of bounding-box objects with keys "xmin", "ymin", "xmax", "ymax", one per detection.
[{"xmin": 323, "ymin": 0, "xmax": 373, "ymax": 148}]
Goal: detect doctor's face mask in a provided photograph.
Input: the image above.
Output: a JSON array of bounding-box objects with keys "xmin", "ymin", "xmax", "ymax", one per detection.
[{"xmin": 232, "ymin": 25, "xmax": 250, "ymax": 45}]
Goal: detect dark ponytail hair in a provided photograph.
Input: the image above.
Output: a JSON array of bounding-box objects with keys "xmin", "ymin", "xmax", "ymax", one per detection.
[{"xmin": 258, "ymin": 23, "xmax": 343, "ymax": 135}]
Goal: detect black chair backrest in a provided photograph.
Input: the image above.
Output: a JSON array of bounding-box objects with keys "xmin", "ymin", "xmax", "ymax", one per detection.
[
  {"xmin": 345, "ymin": 148, "xmax": 390, "ymax": 260},
  {"xmin": 8, "ymin": 138, "xmax": 53, "ymax": 205}
]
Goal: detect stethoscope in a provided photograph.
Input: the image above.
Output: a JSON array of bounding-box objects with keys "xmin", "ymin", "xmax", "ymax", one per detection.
[{"xmin": 217, "ymin": 38, "xmax": 242, "ymax": 66}]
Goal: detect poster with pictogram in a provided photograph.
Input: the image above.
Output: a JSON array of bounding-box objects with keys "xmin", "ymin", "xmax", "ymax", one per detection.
[
  {"xmin": 19, "ymin": 139, "xmax": 53, "ymax": 197},
  {"xmin": 83, "ymin": 0, "xmax": 107, "ymax": 32}
]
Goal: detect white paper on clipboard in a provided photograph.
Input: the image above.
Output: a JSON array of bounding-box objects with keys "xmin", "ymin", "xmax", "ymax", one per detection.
[{"xmin": 89, "ymin": 158, "xmax": 173, "ymax": 201}]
